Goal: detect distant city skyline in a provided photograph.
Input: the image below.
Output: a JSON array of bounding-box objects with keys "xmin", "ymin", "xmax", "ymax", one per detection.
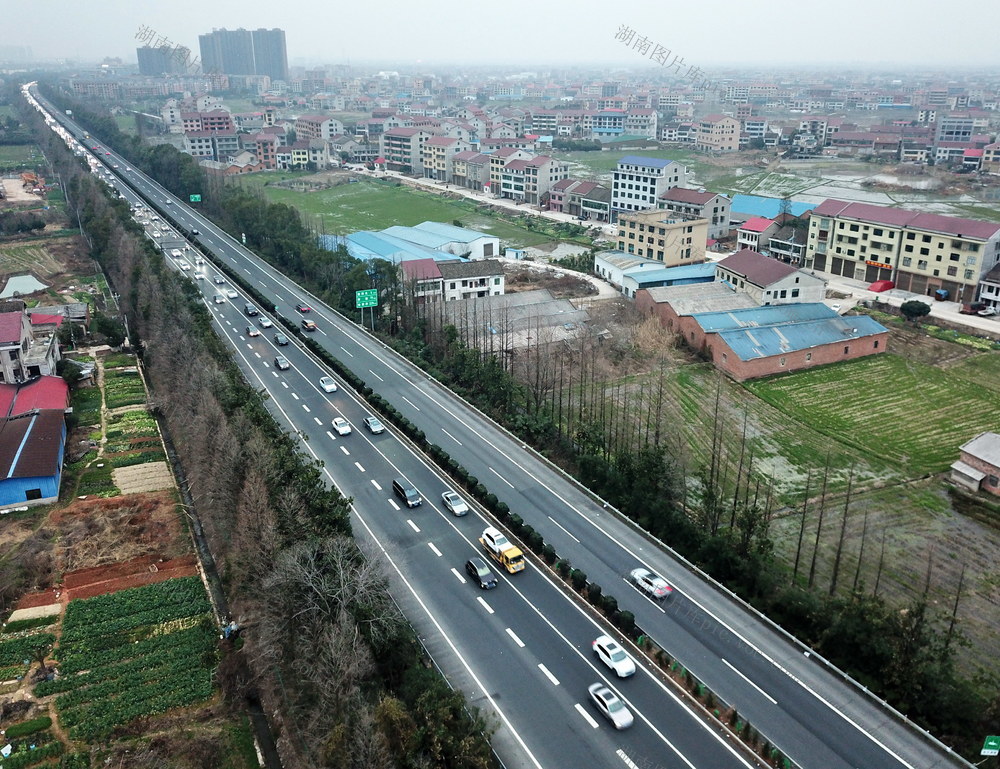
[{"xmin": 3, "ymin": 0, "xmax": 1000, "ymax": 70}]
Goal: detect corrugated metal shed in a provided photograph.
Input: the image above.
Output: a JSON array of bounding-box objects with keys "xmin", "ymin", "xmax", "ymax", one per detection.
[{"xmin": 718, "ymin": 315, "xmax": 888, "ymax": 360}]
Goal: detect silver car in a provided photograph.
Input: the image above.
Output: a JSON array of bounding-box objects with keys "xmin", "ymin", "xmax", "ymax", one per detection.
[
  {"xmin": 441, "ymin": 490, "xmax": 469, "ymax": 516},
  {"xmin": 588, "ymin": 683, "xmax": 633, "ymax": 729}
]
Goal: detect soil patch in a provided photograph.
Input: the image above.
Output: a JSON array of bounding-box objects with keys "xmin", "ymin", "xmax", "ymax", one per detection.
[{"xmin": 66, "ymin": 554, "xmax": 198, "ymax": 601}]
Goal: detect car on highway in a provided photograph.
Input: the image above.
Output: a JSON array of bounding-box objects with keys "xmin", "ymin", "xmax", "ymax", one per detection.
[
  {"xmin": 246, "ymin": 325, "xmax": 261, "ymax": 337},
  {"xmin": 302, "ymin": 319, "xmax": 318, "ymax": 331},
  {"xmin": 319, "ymin": 376, "xmax": 338, "ymax": 393},
  {"xmin": 195, "ymin": 273, "xmax": 204, "ymax": 280},
  {"xmin": 244, "ymin": 304, "xmax": 258, "ymax": 316},
  {"xmin": 178, "ymin": 260, "xmax": 191, "ymax": 271},
  {"xmin": 465, "ymin": 557, "xmax": 498, "ymax": 589},
  {"xmin": 274, "ymin": 333, "xmax": 289, "ymax": 346},
  {"xmin": 332, "ymin": 417, "xmax": 352, "ymax": 436},
  {"xmin": 258, "ymin": 317, "xmax": 273, "ymax": 329},
  {"xmin": 191, "ymin": 229, "xmax": 200, "ymax": 235},
  {"xmin": 588, "ymin": 683, "xmax": 633, "ymax": 730},
  {"xmin": 363, "ymin": 416, "xmax": 385, "ymax": 434},
  {"xmin": 593, "ymin": 635, "xmax": 636, "ymax": 678},
  {"xmin": 165, "ymin": 200, "xmax": 173, "ymax": 205},
  {"xmin": 441, "ymin": 490, "xmax": 469, "ymax": 516},
  {"xmin": 152, "ymin": 232, "xmax": 161, "ymax": 238},
  {"xmin": 274, "ymin": 356, "xmax": 290, "ymax": 370},
  {"xmin": 225, "ymin": 289, "xmax": 238, "ymax": 299},
  {"xmin": 295, "ymin": 302, "xmax": 312, "ymax": 313},
  {"xmin": 213, "ymin": 275, "xmax": 226, "ymax": 285},
  {"xmin": 629, "ymin": 567, "xmax": 673, "ymax": 600},
  {"xmin": 213, "ymin": 294, "xmax": 226, "ymax": 304}
]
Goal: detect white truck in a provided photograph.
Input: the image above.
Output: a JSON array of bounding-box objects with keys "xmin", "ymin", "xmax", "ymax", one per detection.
[{"xmin": 480, "ymin": 526, "xmax": 525, "ymax": 574}]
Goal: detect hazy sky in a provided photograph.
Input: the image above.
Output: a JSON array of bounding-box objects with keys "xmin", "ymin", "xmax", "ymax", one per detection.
[{"xmin": 3, "ymin": 0, "xmax": 1000, "ymax": 70}]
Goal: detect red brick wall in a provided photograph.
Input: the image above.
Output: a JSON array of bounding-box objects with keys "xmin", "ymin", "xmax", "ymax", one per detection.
[
  {"xmin": 958, "ymin": 451, "xmax": 1000, "ymax": 496},
  {"xmin": 711, "ymin": 331, "xmax": 889, "ymax": 381}
]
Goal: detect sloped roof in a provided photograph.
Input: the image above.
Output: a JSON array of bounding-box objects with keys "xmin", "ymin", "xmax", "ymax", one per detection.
[
  {"xmin": 0, "ymin": 376, "xmax": 69, "ymax": 418},
  {"xmin": 439, "ymin": 259, "xmax": 503, "ymax": 279},
  {"xmin": 813, "ymin": 199, "xmax": 1000, "ymax": 239},
  {"xmin": 716, "ymin": 314, "xmax": 888, "ymax": 361},
  {"xmin": 0, "ymin": 313, "xmax": 22, "ymax": 345},
  {"xmin": 692, "ymin": 302, "xmax": 837, "ymax": 332},
  {"xmin": 0, "ymin": 409, "xmax": 65, "ymax": 480},
  {"xmin": 660, "ymin": 187, "xmax": 720, "ymax": 205},
  {"xmin": 739, "ymin": 217, "xmax": 776, "ymax": 233},
  {"xmin": 718, "ymin": 248, "xmax": 798, "ymax": 286},
  {"xmin": 642, "ymin": 282, "xmax": 757, "ymax": 316},
  {"xmin": 400, "ymin": 258, "xmax": 442, "ymax": 281}
]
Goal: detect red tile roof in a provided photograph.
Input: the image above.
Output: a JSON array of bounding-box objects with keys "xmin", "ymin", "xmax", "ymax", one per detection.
[
  {"xmin": 660, "ymin": 187, "xmax": 719, "ymax": 205},
  {"xmin": 740, "ymin": 216, "xmax": 776, "ymax": 233},
  {"xmin": 401, "ymin": 258, "xmax": 442, "ymax": 281},
  {"xmin": 813, "ymin": 199, "xmax": 1000, "ymax": 239},
  {"xmin": 425, "ymin": 136, "xmax": 458, "ymax": 147},
  {"xmin": 0, "ymin": 376, "xmax": 69, "ymax": 417},
  {"xmin": 28, "ymin": 314, "xmax": 63, "ymax": 328},
  {"xmin": 0, "ymin": 313, "xmax": 22, "ymax": 345}
]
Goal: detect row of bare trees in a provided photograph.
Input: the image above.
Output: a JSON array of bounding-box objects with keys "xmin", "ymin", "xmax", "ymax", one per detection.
[{"xmin": 25, "ymin": 83, "xmax": 494, "ymax": 769}]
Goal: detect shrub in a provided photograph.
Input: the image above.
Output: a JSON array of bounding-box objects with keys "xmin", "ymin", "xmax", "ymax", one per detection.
[
  {"xmin": 526, "ymin": 530, "xmax": 544, "ymax": 553},
  {"xmin": 466, "ymin": 475, "xmax": 479, "ymax": 491},
  {"xmin": 570, "ymin": 569, "xmax": 587, "ymax": 591},
  {"xmin": 617, "ymin": 610, "xmax": 635, "ymax": 636},
  {"xmin": 602, "ymin": 595, "xmax": 618, "ymax": 617},
  {"xmin": 508, "ymin": 514, "xmax": 523, "ymax": 534},
  {"xmin": 541, "ymin": 543, "xmax": 557, "ymax": 565},
  {"xmin": 2, "ymin": 615, "xmax": 58, "ymax": 633},
  {"xmin": 587, "ymin": 583, "xmax": 603, "ymax": 606},
  {"xmin": 484, "ymin": 493, "xmax": 498, "ymax": 511},
  {"xmin": 555, "ymin": 559, "xmax": 571, "ymax": 578},
  {"xmin": 520, "ymin": 524, "xmax": 535, "ymax": 542},
  {"xmin": 5, "ymin": 715, "xmax": 52, "ymax": 738}
]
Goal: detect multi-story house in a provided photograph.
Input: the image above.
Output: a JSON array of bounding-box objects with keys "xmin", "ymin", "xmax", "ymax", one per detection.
[
  {"xmin": 616, "ymin": 210, "xmax": 709, "ymax": 267},
  {"xmin": 657, "ymin": 188, "xmax": 732, "ymax": 240},
  {"xmin": 805, "ymin": 199, "xmax": 1000, "ymax": 303},
  {"xmin": 624, "ymin": 108, "xmax": 658, "ymax": 139},
  {"xmin": 184, "ymin": 131, "xmax": 216, "ymax": 159},
  {"xmin": 452, "ymin": 151, "xmax": 492, "ymax": 191},
  {"xmin": 295, "ymin": 115, "xmax": 345, "ymax": 141},
  {"xmin": 695, "ymin": 115, "xmax": 740, "ymax": 152},
  {"xmin": 380, "ymin": 127, "xmax": 434, "ymax": 175},
  {"xmin": 420, "ymin": 136, "xmax": 472, "ymax": 181},
  {"xmin": 737, "ymin": 217, "xmax": 781, "ymax": 252},
  {"xmin": 439, "ymin": 260, "xmax": 506, "ymax": 302},
  {"xmin": 0, "ymin": 306, "xmax": 61, "ymax": 383},
  {"xmin": 611, "ymin": 155, "xmax": 688, "ymax": 219},
  {"xmin": 982, "ymin": 142, "xmax": 1000, "ymax": 175},
  {"xmin": 716, "ymin": 248, "xmax": 827, "ymax": 305},
  {"xmin": 489, "ymin": 147, "xmax": 533, "ymax": 194}
]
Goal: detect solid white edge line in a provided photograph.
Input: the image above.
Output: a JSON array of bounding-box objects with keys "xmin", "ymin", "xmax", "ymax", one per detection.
[{"xmin": 722, "ymin": 659, "xmax": 777, "ymax": 705}]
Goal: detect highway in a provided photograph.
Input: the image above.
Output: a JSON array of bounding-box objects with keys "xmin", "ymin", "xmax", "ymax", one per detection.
[{"xmin": 27, "ymin": 84, "xmax": 972, "ymax": 769}]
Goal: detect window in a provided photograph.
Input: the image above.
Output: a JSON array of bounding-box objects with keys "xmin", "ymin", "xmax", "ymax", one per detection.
[
  {"xmin": 780, "ymin": 357, "xmax": 787, "ymax": 366},
  {"xmin": 904, "ymin": 245, "xmax": 913, "ymax": 253},
  {"xmin": 922, "ymin": 234, "xmax": 931, "ymax": 243},
  {"xmin": 920, "ymin": 248, "xmax": 929, "ymax": 256},
  {"xmin": 989, "ymin": 475, "xmax": 999, "ymax": 488},
  {"xmin": 874, "ymin": 340, "xmax": 879, "ymax": 349},
  {"xmin": 947, "ymin": 266, "xmax": 957, "ymax": 277},
  {"xmin": 906, "ymin": 232, "xmax": 915, "ymax": 240},
  {"xmin": 805, "ymin": 352, "xmax": 812, "ymax": 361},
  {"xmin": 25, "ymin": 488, "xmax": 42, "ymax": 501},
  {"xmin": 791, "ymin": 289, "xmax": 800, "ymax": 298},
  {"xmin": 918, "ymin": 260, "xmax": 928, "ymax": 270},
  {"xmin": 965, "ymin": 269, "xmax": 974, "ymax": 280},
  {"xmin": 844, "ymin": 346, "xmax": 850, "ymax": 354},
  {"xmin": 849, "ymin": 224, "xmax": 859, "ymax": 232}
]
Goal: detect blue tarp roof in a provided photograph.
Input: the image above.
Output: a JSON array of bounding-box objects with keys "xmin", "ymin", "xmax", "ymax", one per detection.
[
  {"xmin": 692, "ymin": 302, "xmax": 837, "ymax": 332},
  {"xmin": 627, "ymin": 262, "xmax": 717, "ymax": 287},
  {"xmin": 718, "ymin": 315, "xmax": 888, "ymax": 360},
  {"xmin": 320, "ymin": 231, "xmax": 455, "ymax": 264},
  {"xmin": 731, "ymin": 194, "xmax": 817, "ymax": 219}
]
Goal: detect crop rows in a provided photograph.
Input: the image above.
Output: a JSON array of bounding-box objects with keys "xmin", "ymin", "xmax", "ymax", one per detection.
[
  {"xmin": 105, "ymin": 409, "xmax": 157, "ymax": 440},
  {"xmin": 40, "ymin": 578, "xmax": 217, "ymax": 743},
  {"xmin": 103, "ymin": 370, "xmax": 147, "ymax": 410},
  {"xmin": 0, "ymin": 633, "xmax": 55, "ymax": 666},
  {"xmin": 60, "ymin": 576, "xmax": 209, "ymax": 649}
]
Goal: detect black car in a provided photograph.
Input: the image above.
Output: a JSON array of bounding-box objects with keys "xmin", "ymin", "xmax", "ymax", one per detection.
[
  {"xmin": 274, "ymin": 333, "xmax": 290, "ymax": 346},
  {"xmin": 465, "ymin": 558, "xmax": 498, "ymax": 590}
]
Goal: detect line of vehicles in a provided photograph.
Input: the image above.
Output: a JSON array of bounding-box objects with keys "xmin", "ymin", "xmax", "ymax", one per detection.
[{"xmin": 64, "ymin": 105, "xmax": 687, "ymax": 742}]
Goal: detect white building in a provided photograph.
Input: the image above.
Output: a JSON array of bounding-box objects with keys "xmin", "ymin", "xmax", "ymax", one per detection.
[{"xmin": 611, "ymin": 155, "xmax": 688, "ymax": 219}]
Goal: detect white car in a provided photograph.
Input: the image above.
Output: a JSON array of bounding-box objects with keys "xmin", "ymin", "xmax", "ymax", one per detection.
[
  {"xmin": 246, "ymin": 326, "xmax": 261, "ymax": 337},
  {"xmin": 195, "ymin": 273, "xmax": 204, "ymax": 280},
  {"xmin": 225, "ymin": 289, "xmax": 238, "ymax": 299},
  {"xmin": 588, "ymin": 683, "xmax": 633, "ymax": 730},
  {"xmin": 593, "ymin": 635, "xmax": 636, "ymax": 678},
  {"xmin": 152, "ymin": 232, "xmax": 161, "ymax": 238},
  {"xmin": 332, "ymin": 417, "xmax": 352, "ymax": 436},
  {"xmin": 319, "ymin": 376, "xmax": 338, "ymax": 393},
  {"xmin": 630, "ymin": 567, "xmax": 673, "ymax": 600},
  {"xmin": 213, "ymin": 294, "xmax": 225, "ymax": 304},
  {"xmin": 178, "ymin": 260, "xmax": 191, "ymax": 270},
  {"xmin": 213, "ymin": 275, "xmax": 226, "ymax": 285},
  {"xmin": 258, "ymin": 317, "xmax": 273, "ymax": 329},
  {"xmin": 441, "ymin": 490, "xmax": 469, "ymax": 516}
]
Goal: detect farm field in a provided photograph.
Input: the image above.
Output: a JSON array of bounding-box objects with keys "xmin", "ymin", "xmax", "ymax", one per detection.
[
  {"xmin": 0, "ymin": 143, "xmax": 40, "ymax": 171},
  {"xmin": 237, "ymin": 174, "xmax": 556, "ymax": 246},
  {"xmin": 37, "ymin": 577, "xmax": 215, "ymax": 742},
  {"xmin": 744, "ymin": 353, "xmax": 1000, "ymax": 476}
]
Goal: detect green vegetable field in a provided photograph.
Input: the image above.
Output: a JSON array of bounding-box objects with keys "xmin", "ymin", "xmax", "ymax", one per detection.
[{"xmin": 40, "ymin": 577, "xmax": 217, "ymax": 742}]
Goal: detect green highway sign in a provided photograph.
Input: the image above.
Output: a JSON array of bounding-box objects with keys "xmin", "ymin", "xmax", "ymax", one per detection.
[
  {"xmin": 355, "ymin": 289, "xmax": 378, "ymax": 309},
  {"xmin": 189, "ymin": 194, "xmax": 202, "ymax": 203},
  {"xmin": 983, "ymin": 736, "xmax": 1000, "ymax": 756}
]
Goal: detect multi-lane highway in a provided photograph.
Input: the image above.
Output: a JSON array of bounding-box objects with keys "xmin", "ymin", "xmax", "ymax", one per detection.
[{"xmin": 27, "ymin": 83, "xmax": 972, "ymax": 769}]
